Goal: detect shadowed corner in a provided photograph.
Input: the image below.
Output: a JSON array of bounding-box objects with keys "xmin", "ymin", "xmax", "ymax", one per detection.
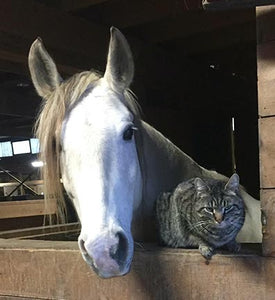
[
  {"xmin": 130, "ymin": 243, "xmax": 184, "ymax": 300},
  {"xmin": 129, "ymin": 241, "xmax": 264, "ymax": 299}
]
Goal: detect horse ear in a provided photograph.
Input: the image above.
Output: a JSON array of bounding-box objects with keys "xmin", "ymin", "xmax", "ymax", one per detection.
[
  {"xmin": 103, "ymin": 27, "xmax": 134, "ymax": 93},
  {"xmin": 28, "ymin": 38, "xmax": 62, "ymax": 98},
  {"xmin": 225, "ymin": 173, "xmax": 240, "ymax": 194},
  {"xmin": 194, "ymin": 178, "xmax": 208, "ymax": 192}
]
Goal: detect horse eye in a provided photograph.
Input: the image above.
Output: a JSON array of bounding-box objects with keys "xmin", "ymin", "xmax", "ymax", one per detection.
[{"xmin": 123, "ymin": 126, "xmax": 134, "ymax": 141}]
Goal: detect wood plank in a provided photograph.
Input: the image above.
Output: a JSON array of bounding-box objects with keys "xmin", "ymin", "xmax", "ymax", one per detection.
[
  {"xmin": 0, "ymin": 47, "xmax": 82, "ymax": 76},
  {"xmin": 81, "ymin": 0, "xmax": 201, "ymax": 29},
  {"xmin": 258, "ymin": 78, "xmax": 275, "ymax": 116},
  {"xmin": 127, "ymin": 9, "xmax": 255, "ymax": 43},
  {"xmin": 0, "ymin": 0, "xmax": 109, "ymax": 75},
  {"xmin": 61, "ymin": 0, "xmax": 110, "ymax": 11},
  {"xmin": 0, "ymin": 240, "xmax": 272, "ymax": 299},
  {"xmin": 261, "ymin": 189, "xmax": 275, "ymax": 256},
  {"xmin": 0, "ymin": 180, "xmax": 43, "ymax": 188},
  {"xmin": 0, "ymin": 222, "xmax": 80, "ymax": 239},
  {"xmin": 257, "ymin": 5, "xmax": 275, "ymax": 44},
  {"xmin": 0, "ymin": 296, "xmax": 40, "ymax": 300},
  {"xmin": 259, "ymin": 117, "xmax": 275, "ymax": 187},
  {"xmin": 0, "ymin": 199, "xmax": 56, "ymax": 219},
  {"xmin": 257, "ymin": 42, "xmax": 275, "ymax": 82},
  {"xmin": 203, "ymin": 0, "xmax": 275, "ymax": 10},
  {"xmin": 0, "ymin": 216, "xmax": 45, "ymax": 232},
  {"xmin": 257, "ymin": 27, "xmax": 275, "ymax": 117},
  {"xmin": 167, "ymin": 21, "xmax": 255, "ymax": 56},
  {"xmin": 42, "ymin": 0, "xmax": 110, "ymax": 12},
  {"xmin": 0, "ymin": 88, "xmax": 40, "ymax": 118},
  {"xmin": 0, "ymin": 123, "xmax": 34, "ymax": 138}
]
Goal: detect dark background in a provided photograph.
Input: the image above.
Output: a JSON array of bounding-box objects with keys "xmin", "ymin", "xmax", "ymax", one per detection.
[{"xmin": 0, "ymin": 0, "xmax": 259, "ymax": 198}]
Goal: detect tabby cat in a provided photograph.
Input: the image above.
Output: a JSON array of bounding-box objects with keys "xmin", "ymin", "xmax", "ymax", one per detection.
[{"xmin": 155, "ymin": 174, "xmax": 245, "ymax": 259}]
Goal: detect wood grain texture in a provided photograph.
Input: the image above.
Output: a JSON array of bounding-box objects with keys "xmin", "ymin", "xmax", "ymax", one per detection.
[
  {"xmin": 0, "ymin": 240, "xmax": 272, "ymax": 299},
  {"xmin": 261, "ymin": 189, "xmax": 275, "ymax": 256},
  {"xmin": 257, "ymin": 6, "xmax": 275, "ymax": 117},
  {"xmin": 0, "ymin": 222, "xmax": 80, "ymax": 239},
  {"xmin": 257, "ymin": 6, "xmax": 275, "ymax": 44},
  {"xmin": 257, "ymin": 42, "xmax": 275, "ymax": 117},
  {"xmin": 258, "ymin": 77, "xmax": 275, "ymax": 116},
  {"xmin": 0, "ymin": 0, "xmax": 108, "ymax": 75},
  {"xmin": 0, "ymin": 199, "xmax": 56, "ymax": 219},
  {"xmin": 259, "ymin": 118, "xmax": 275, "ymax": 188},
  {"xmin": 0, "ymin": 180, "xmax": 43, "ymax": 188}
]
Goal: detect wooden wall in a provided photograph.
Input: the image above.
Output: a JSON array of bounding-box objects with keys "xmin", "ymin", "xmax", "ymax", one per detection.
[
  {"xmin": 257, "ymin": 5, "xmax": 275, "ymax": 256},
  {"xmin": 0, "ymin": 239, "xmax": 274, "ymax": 300}
]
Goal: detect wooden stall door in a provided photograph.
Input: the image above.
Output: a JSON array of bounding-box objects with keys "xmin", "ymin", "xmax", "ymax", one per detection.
[{"xmin": 257, "ymin": 5, "xmax": 275, "ymax": 256}]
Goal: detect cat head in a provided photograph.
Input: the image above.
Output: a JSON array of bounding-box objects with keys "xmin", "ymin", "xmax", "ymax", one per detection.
[{"xmin": 191, "ymin": 174, "xmax": 245, "ymax": 243}]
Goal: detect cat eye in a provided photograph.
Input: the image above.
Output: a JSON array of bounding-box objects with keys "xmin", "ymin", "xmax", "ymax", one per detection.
[
  {"xmin": 225, "ymin": 205, "xmax": 237, "ymax": 212},
  {"xmin": 203, "ymin": 207, "xmax": 213, "ymax": 213}
]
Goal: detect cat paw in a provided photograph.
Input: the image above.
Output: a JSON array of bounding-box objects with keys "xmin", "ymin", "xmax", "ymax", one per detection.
[
  {"xmin": 226, "ymin": 241, "xmax": 241, "ymax": 253},
  {"xmin": 199, "ymin": 245, "xmax": 214, "ymax": 260}
]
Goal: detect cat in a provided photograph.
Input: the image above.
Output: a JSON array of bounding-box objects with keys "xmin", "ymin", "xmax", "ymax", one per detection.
[{"xmin": 155, "ymin": 173, "xmax": 245, "ymax": 259}]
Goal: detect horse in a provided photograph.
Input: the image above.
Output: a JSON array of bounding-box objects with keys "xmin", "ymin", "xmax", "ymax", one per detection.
[{"xmin": 28, "ymin": 27, "xmax": 262, "ymax": 279}]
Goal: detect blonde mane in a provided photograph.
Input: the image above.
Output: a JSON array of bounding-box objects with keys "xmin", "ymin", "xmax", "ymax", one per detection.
[{"xmin": 35, "ymin": 70, "xmax": 140, "ymax": 223}]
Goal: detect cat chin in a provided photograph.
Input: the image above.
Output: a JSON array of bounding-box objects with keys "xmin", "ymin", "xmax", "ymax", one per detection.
[{"xmin": 214, "ymin": 221, "xmax": 227, "ymax": 228}]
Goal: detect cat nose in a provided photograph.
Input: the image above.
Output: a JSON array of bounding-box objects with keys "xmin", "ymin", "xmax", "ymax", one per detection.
[{"xmin": 214, "ymin": 209, "xmax": 224, "ymax": 223}]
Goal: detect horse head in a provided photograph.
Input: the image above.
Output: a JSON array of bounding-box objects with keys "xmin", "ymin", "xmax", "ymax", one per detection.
[{"xmin": 28, "ymin": 28, "xmax": 142, "ymax": 278}]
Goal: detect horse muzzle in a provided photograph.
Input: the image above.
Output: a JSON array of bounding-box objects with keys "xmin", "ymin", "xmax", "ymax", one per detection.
[{"xmin": 78, "ymin": 230, "xmax": 133, "ymax": 278}]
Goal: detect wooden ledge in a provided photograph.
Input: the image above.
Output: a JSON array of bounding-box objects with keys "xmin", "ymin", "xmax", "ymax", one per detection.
[
  {"xmin": 0, "ymin": 199, "xmax": 56, "ymax": 219},
  {"xmin": 0, "ymin": 239, "xmax": 273, "ymax": 299}
]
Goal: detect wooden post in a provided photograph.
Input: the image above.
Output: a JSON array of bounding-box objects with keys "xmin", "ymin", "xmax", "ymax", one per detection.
[
  {"xmin": 257, "ymin": 5, "xmax": 275, "ymax": 256},
  {"xmin": 203, "ymin": 0, "xmax": 275, "ymax": 10}
]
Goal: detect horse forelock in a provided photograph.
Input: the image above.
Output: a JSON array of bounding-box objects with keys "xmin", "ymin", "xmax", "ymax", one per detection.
[{"xmin": 35, "ymin": 70, "xmax": 142, "ymax": 223}]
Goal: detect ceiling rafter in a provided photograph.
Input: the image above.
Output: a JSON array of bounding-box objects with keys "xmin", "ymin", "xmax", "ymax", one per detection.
[{"xmin": 0, "ymin": 0, "xmax": 110, "ymax": 76}]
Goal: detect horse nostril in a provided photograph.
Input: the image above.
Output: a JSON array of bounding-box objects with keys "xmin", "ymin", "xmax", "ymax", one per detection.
[
  {"xmin": 109, "ymin": 231, "xmax": 128, "ymax": 266},
  {"xmin": 79, "ymin": 238, "xmax": 88, "ymax": 255}
]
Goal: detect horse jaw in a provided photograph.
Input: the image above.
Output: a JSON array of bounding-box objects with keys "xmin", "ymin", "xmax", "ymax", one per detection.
[{"xmin": 60, "ymin": 83, "xmax": 142, "ymax": 278}]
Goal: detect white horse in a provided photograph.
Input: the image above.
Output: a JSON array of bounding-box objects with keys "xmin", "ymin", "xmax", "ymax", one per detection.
[{"xmin": 28, "ymin": 27, "xmax": 262, "ymax": 279}]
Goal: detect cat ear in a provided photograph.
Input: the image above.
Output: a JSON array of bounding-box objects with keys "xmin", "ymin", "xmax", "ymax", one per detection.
[
  {"xmin": 225, "ymin": 173, "xmax": 239, "ymax": 194},
  {"xmin": 194, "ymin": 178, "xmax": 208, "ymax": 192}
]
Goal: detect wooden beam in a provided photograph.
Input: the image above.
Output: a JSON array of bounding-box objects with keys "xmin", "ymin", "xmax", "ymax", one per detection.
[
  {"xmin": 261, "ymin": 190, "xmax": 275, "ymax": 256},
  {"xmin": 0, "ymin": 199, "xmax": 56, "ymax": 219},
  {"xmin": 60, "ymin": 0, "xmax": 110, "ymax": 11},
  {"xmin": 41, "ymin": 0, "xmax": 110, "ymax": 11},
  {"xmin": 0, "ymin": 88, "xmax": 40, "ymax": 118},
  {"xmin": 257, "ymin": 5, "xmax": 275, "ymax": 44},
  {"xmin": 203, "ymin": 0, "xmax": 275, "ymax": 10},
  {"xmin": 0, "ymin": 0, "xmax": 109, "ymax": 76},
  {"xmin": 127, "ymin": 9, "xmax": 255, "ymax": 43},
  {"xmin": 0, "ymin": 123, "xmax": 34, "ymax": 138},
  {"xmin": 0, "ymin": 180, "xmax": 43, "ymax": 188},
  {"xmin": 164, "ymin": 21, "xmax": 256, "ymax": 56},
  {"xmin": 0, "ymin": 240, "xmax": 273, "ymax": 299},
  {"xmin": 258, "ymin": 118, "xmax": 275, "ymax": 188},
  {"xmin": 0, "ymin": 222, "xmax": 80, "ymax": 239},
  {"xmin": 257, "ymin": 5, "xmax": 275, "ymax": 257},
  {"xmin": 81, "ymin": 0, "xmax": 202, "ymax": 29}
]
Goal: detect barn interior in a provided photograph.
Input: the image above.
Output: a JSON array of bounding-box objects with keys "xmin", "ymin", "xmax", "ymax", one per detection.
[{"xmin": 0, "ymin": 1, "xmax": 259, "ymax": 218}]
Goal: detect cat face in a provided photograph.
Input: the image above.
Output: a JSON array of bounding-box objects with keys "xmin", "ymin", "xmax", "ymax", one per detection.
[{"xmin": 191, "ymin": 174, "xmax": 245, "ymax": 245}]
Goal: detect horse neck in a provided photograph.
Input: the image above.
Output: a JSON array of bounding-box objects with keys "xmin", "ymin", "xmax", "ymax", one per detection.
[
  {"xmin": 138, "ymin": 121, "xmax": 227, "ymax": 214},
  {"xmin": 134, "ymin": 121, "xmax": 262, "ymax": 244}
]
